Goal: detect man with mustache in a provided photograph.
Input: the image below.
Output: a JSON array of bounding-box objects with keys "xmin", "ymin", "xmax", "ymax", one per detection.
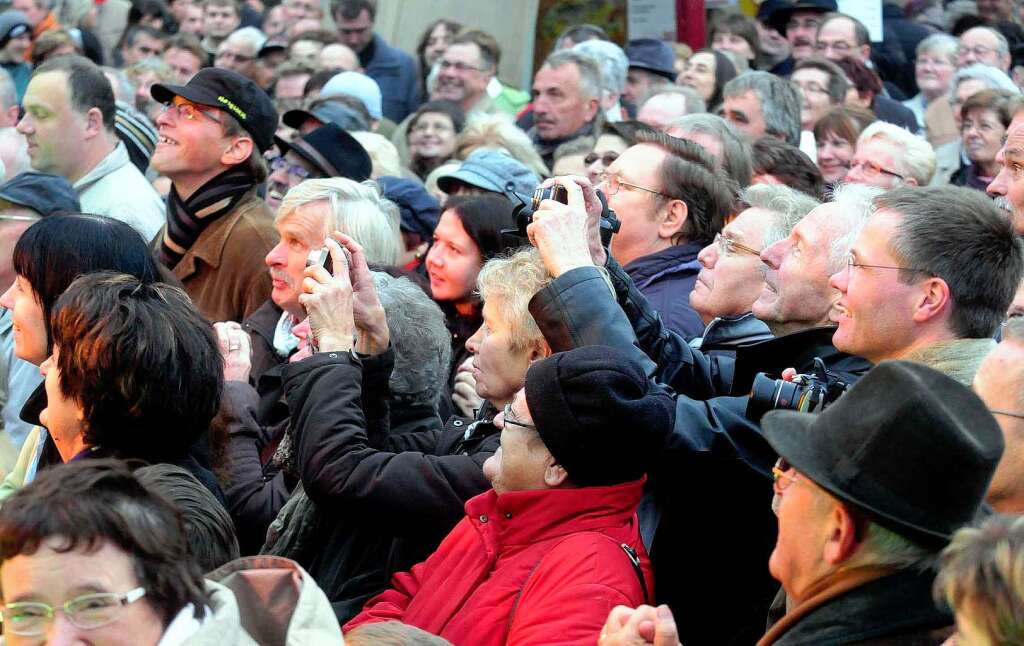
[
  {"xmin": 762, "ymin": 0, "xmax": 837, "ymax": 74},
  {"xmin": 986, "ymin": 98, "xmax": 1024, "ymax": 235}
]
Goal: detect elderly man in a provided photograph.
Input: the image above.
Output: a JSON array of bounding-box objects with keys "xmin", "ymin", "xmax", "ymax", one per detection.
[
  {"xmin": 333, "ymin": 0, "xmax": 419, "ymax": 122},
  {"xmin": 813, "ymin": 12, "xmax": 870, "ymax": 64},
  {"xmin": 846, "ymin": 121, "xmax": 936, "ymax": 188},
  {"xmin": 958, "ymin": 26, "xmax": 1011, "ymax": 73},
  {"xmin": 766, "ymin": 0, "xmax": 837, "ymax": 65},
  {"xmin": 623, "ymin": 38, "xmax": 676, "ymax": 106},
  {"xmin": 17, "ymin": 56, "xmax": 165, "ymax": 240},
  {"xmin": 974, "ymin": 317, "xmax": 1024, "ymax": 514},
  {"xmin": 573, "ymin": 39, "xmax": 630, "ymax": 123},
  {"xmin": 598, "ymin": 131, "xmax": 735, "ymax": 340},
  {"xmin": 723, "ymin": 71, "xmax": 802, "ymax": 146},
  {"xmin": 636, "ymin": 86, "xmax": 705, "ymax": 131},
  {"xmin": 986, "ymin": 98, "xmax": 1024, "ymax": 234},
  {"xmin": 215, "ymin": 27, "xmax": 265, "ymax": 83},
  {"xmin": 528, "ymin": 49, "xmax": 602, "ymax": 169},
  {"xmin": 525, "ymin": 177, "xmax": 877, "ymax": 644},
  {"xmin": 666, "ymin": 113, "xmax": 753, "ymax": 188},
  {"xmin": 690, "ymin": 183, "xmax": 818, "ymax": 360},
  {"xmin": 149, "ymin": 67, "xmax": 279, "ymax": 323},
  {"xmin": 265, "ymin": 124, "xmax": 372, "ymax": 211},
  {"xmin": 344, "ymin": 344, "xmax": 665, "ymax": 643},
  {"xmin": 758, "ymin": 360, "xmax": 1001, "ymax": 643},
  {"xmin": 831, "ymin": 185, "xmax": 1023, "ymax": 384}
]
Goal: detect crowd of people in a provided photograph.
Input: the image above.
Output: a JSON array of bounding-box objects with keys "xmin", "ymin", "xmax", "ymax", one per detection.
[{"xmin": 0, "ymin": 0, "xmax": 1021, "ymax": 644}]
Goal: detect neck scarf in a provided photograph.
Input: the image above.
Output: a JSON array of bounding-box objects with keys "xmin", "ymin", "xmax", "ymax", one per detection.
[{"xmin": 158, "ymin": 165, "xmax": 255, "ymax": 267}]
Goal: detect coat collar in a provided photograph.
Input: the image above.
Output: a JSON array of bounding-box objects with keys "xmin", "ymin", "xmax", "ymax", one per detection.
[
  {"xmin": 73, "ymin": 142, "xmax": 130, "ymax": 193},
  {"xmin": 168, "ymin": 187, "xmax": 264, "ymax": 280},
  {"xmin": 464, "ymin": 478, "xmax": 645, "ymax": 549},
  {"xmin": 624, "ymin": 242, "xmax": 702, "ymax": 290}
]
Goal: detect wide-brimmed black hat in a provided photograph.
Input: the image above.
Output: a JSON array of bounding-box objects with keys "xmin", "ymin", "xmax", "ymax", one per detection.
[
  {"xmin": 762, "ymin": 360, "xmax": 1003, "ymax": 547},
  {"xmin": 151, "ymin": 68, "xmax": 278, "ymax": 153},
  {"xmin": 273, "ymin": 123, "xmax": 371, "ymax": 181},
  {"xmin": 765, "ymin": 0, "xmax": 838, "ymax": 35}
]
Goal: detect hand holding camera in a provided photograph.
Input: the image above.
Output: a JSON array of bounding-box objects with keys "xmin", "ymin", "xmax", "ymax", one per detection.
[{"xmin": 527, "ymin": 177, "xmax": 603, "ymax": 278}]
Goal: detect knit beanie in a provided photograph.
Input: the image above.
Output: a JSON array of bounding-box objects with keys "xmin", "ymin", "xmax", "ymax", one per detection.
[{"xmin": 524, "ymin": 345, "xmax": 674, "ymax": 487}]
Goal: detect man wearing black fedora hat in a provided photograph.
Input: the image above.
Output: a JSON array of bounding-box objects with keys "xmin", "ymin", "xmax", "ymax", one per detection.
[
  {"xmin": 623, "ymin": 38, "xmax": 676, "ymax": 107},
  {"xmin": 265, "ymin": 123, "xmax": 373, "ymax": 211},
  {"xmin": 757, "ymin": 360, "xmax": 1003, "ymax": 644},
  {"xmin": 149, "ymin": 66, "xmax": 279, "ymax": 324}
]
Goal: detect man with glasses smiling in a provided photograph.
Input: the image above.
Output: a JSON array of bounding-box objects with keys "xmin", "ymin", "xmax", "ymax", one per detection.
[
  {"xmin": 958, "ymin": 26, "xmax": 1011, "ymax": 73},
  {"xmin": 149, "ymin": 67, "xmax": 279, "ymax": 323}
]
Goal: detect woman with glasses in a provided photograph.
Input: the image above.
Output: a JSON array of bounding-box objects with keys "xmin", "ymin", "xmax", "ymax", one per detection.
[
  {"xmin": 951, "ymin": 89, "xmax": 1016, "ymax": 192},
  {"xmin": 406, "ymin": 100, "xmax": 465, "ymax": 181},
  {"xmin": 0, "ymin": 459, "xmax": 342, "ymax": 644}
]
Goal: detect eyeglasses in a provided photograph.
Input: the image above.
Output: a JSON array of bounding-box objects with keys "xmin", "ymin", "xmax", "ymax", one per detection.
[
  {"xmin": 849, "ymin": 158, "xmax": 905, "ymax": 181},
  {"xmin": 502, "ymin": 402, "xmax": 535, "ymax": 430},
  {"xmin": 814, "ymin": 41, "xmax": 853, "ymax": 55},
  {"xmin": 772, "ymin": 458, "xmax": 799, "ymax": 492},
  {"xmin": 846, "ymin": 256, "xmax": 933, "ymax": 275},
  {"xmin": 410, "ymin": 120, "xmax": 454, "ymax": 134},
  {"xmin": 163, "ymin": 97, "xmax": 221, "ymax": 123},
  {"xmin": 959, "ymin": 44, "xmax": 998, "ymax": 59},
  {"xmin": 792, "ymin": 81, "xmax": 829, "ymax": 96},
  {"xmin": 1, "ymin": 587, "xmax": 147, "ymax": 636},
  {"xmin": 583, "ymin": 151, "xmax": 619, "ymax": 167},
  {"xmin": 715, "ymin": 233, "xmax": 761, "ymax": 257},
  {"xmin": 269, "ymin": 156, "xmax": 312, "ymax": 180},
  {"xmin": 990, "ymin": 409, "xmax": 1024, "ymax": 420},
  {"xmin": 596, "ymin": 171, "xmax": 668, "ymax": 198},
  {"xmin": 438, "ymin": 59, "xmax": 486, "ymax": 73}
]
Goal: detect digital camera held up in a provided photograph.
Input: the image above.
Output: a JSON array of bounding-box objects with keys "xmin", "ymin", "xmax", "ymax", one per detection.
[
  {"xmin": 745, "ymin": 357, "xmax": 849, "ymax": 422},
  {"xmin": 502, "ymin": 181, "xmax": 621, "ymax": 247}
]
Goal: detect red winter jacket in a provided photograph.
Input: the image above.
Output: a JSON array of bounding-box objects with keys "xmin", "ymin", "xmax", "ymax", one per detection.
[{"xmin": 344, "ymin": 478, "xmax": 652, "ymax": 645}]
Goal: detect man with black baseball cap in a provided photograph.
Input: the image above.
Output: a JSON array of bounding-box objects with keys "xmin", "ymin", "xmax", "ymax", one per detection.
[
  {"xmin": 150, "ymin": 66, "xmax": 279, "ymax": 323},
  {"xmin": 265, "ymin": 122, "xmax": 372, "ymax": 211},
  {"xmin": 0, "ymin": 172, "xmax": 79, "ymax": 474},
  {"xmin": 757, "ymin": 360, "xmax": 1002, "ymax": 644}
]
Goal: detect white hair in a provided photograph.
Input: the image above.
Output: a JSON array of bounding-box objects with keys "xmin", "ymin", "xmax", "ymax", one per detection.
[
  {"xmin": 226, "ymin": 26, "xmax": 267, "ymax": 53},
  {"xmin": 572, "ymin": 39, "xmax": 628, "ymax": 97},
  {"xmin": 856, "ymin": 121, "xmax": 937, "ymax": 186},
  {"xmin": 916, "ymin": 32, "xmax": 959, "ymax": 66},
  {"xmin": 277, "ymin": 177, "xmax": 402, "ymax": 266},
  {"xmin": 949, "ymin": 64, "xmax": 1021, "ymax": 102},
  {"xmin": 827, "ymin": 182, "xmax": 884, "ymax": 272},
  {"xmin": 740, "ymin": 183, "xmax": 820, "ymax": 247}
]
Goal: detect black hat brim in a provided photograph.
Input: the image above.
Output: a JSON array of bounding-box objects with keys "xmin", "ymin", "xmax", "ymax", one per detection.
[
  {"xmin": 151, "ymin": 81, "xmax": 222, "ymax": 110},
  {"xmin": 272, "ymin": 135, "xmax": 329, "ymax": 177},
  {"xmin": 762, "ymin": 409, "xmax": 954, "ymax": 547},
  {"xmin": 767, "ymin": 2, "xmax": 835, "ymax": 34},
  {"xmin": 282, "ymin": 108, "xmax": 317, "ymax": 131}
]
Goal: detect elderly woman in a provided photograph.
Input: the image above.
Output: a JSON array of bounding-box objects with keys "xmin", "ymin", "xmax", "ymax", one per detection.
[
  {"xmin": 902, "ymin": 33, "xmax": 958, "ymax": 129},
  {"xmin": 4, "ymin": 273, "xmax": 225, "ymax": 501},
  {"xmin": 406, "ymin": 100, "xmax": 465, "ymax": 180},
  {"xmin": 813, "ymin": 106, "xmax": 876, "ymax": 186},
  {"xmin": 0, "ymin": 459, "xmax": 341, "ymax": 644},
  {"xmin": 261, "ymin": 240, "xmax": 553, "ymax": 623},
  {"xmin": 951, "ymin": 89, "xmax": 1016, "ymax": 192},
  {"xmin": 678, "ymin": 48, "xmax": 737, "ymax": 113}
]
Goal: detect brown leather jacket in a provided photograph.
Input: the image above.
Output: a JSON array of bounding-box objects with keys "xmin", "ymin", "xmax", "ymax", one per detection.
[{"xmin": 155, "ymin": 188, "xmax": 277, "ymax": 324}]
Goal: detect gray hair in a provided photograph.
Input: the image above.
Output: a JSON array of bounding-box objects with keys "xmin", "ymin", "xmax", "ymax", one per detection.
[
  {"xmin": 372, "ymin": 272, "xmax": 451, "ymax": 407},
  {"xmin": 740, "ymin": 183, "xmax": 820, "ymax": 247},
  {"xmin": 543, "ymin": 49, "xmax": 603, "ymax": 103},
  {"xmin": 950, "ymin": 64, "xmax": 1021, "ymax": 102},
  {"xmin": 961, "ymin": 25, "xmax": 1010, "ymax": 56},
  {"xmin": 0, "ymin": 68, "xmax": 14, "ymax": 113},
  {"xmin": 723, "ymin": 71, "xmax": 802, "ymax": 146},
  {"xmin": 643, "ymin": 85, "xmax": 706, "ymax": 115},
  {"xmin": 917, "ymin": 32, "xmax": 959, "ymax": 66},
  {"xmin": 827, "ymin": 182, "xmax": 883, "ymax": 273},
  {"xmin": 857, "ymin": 121, "xmax": 937, "ymax": 186},
  {"xmin": 126, "ymin": 58, "xmax": 174, "ymax": 83},
  {"xmin": 101, "ymin": 67, "xmax": 135, "ymax": 103},
  {"xmin": 572, "ymin": 39, "xmax": 628, "ymax": 98},
  {"xmin": 667, "ymin": 113, "xmax": 754, "ymax": 188},
  {"xmin": 277, "ymin": 178, "xmax": 402, "ymax": 266},
  {"xmin": 857, "ymin": 521, "xmax": 938, "ymax": 571},
  {"xmin": 476, "ymin": 248, "xmax": 553, "ymax": 351},
  {"xmin": 225, "ymin": 26, "xmax": 267, "ymax": 53}
]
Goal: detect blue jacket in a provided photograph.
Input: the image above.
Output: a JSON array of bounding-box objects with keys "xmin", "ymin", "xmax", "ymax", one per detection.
[
  {"xmin": 624, "ymin": 243, "xmax": 705, "ymax": 341},
  {"xmin": 362, "ymin": 33, "xmax": 422, "ymax": 123}
]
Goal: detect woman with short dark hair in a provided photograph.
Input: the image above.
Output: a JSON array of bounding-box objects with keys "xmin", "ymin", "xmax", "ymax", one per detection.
[{"xmin": 406, "ymin": 100, "xmax": 465, "ymax": 180}]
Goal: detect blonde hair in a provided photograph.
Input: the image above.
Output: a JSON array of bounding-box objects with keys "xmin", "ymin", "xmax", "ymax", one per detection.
[
  {"xmin": 350, "ymin": 131, "xmax": 403, "ymax": 178},
  {"xmin": 935, "ymin": 515, "xmax": 1024, "ymax": 644},
  {"xmin": 476, "ymin": 248, "xmax": 552, "ymax": 351},
  {"xmin": 856, "ymin": 121, "xmax": 937, "ymax": 186},
  {"xmin": 276, "ymin": 177, "xmax": 401, "ymax": 266},
  {"xmin": 456, "ymin": 114, "xmax": 550, "ymax": 178}
]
